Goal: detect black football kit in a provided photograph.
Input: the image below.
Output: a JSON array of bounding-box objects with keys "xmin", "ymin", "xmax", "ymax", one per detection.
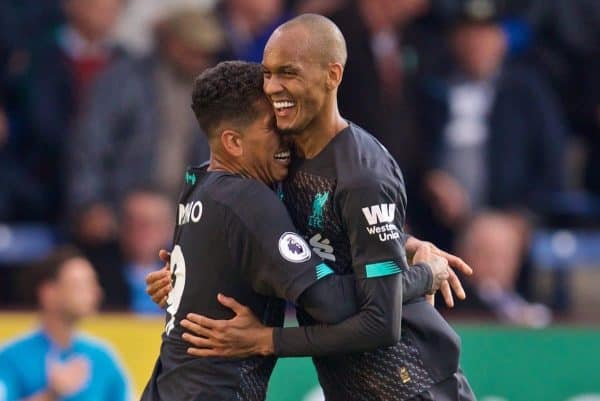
[
  {"xmin": 140, "ymin": 163, "xmax": 431, "ymax": 401},
  {"xmin": 277, "ymin": 123, "xmax": 476, "ymax": 401}
]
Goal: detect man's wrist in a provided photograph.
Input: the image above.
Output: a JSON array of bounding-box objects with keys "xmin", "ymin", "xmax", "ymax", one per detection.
[
  {"xmin": 43, "ymin": 387, "xmax": 60, "ymax": 401},
  {"xmin": 255, "ymin": 327, "xmax": 274, "ymax": 356},
  {"xmin": 412, "ymin": 262, "xmax": 434, "ymax": 294}
]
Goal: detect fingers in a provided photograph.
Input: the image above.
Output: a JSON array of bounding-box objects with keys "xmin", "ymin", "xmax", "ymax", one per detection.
[
  {"xmin": 181, "ymin": 318, "xmax": 214, "ymax": 338},
  {"xmin": 217, "ymin": 293, "xmax": 251, "ymax": 316},
  {"xmin": 440, "ymin": 280, "xmax": 454, "ymax": 308},
  {"xmin": 146, "ymin": 274, "xmax": 172, "ymax": 303},
  {"xmin": 185, "ymin": 313, "xmax": 225, "ymax": 330},
  {"xmin": 448, "ymin": 269, "xmax": 466, "ymax": 300},
  {"xmin": 145, "ymin": 269, "xmax": 170, "ymax": 286},
  {"xmin": 187, "ymin": 347, "xmax": 221, "ymax": 358},
  {"xmin": 158, "ymin": 249, "xmax": 171, "ymax": 263},
  {"xmin": 181, "ymin": 332, "xmax": 214, "ymax": 348},
  {"xmin": 150, "ymin": 284, "xmax": 171, "ymax": 306},
  {"xmin": 425, "ymin": 293, "xmax": 435, "ymax": 306},
  {"xmin": 441, "ymin": 251, "xmax": 473, "ymax": 275}
]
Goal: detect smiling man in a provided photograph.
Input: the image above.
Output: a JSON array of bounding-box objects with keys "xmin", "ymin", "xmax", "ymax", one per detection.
[
  {"xmin": 139, "ymin": 60, "xmax": 455, "ymax": 401},
  {"xmin": 170, "ymin": 14, "xmax": 476, "ymax": 401}
]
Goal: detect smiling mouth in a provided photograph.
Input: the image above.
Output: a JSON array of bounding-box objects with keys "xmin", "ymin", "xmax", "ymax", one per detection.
[
  {"xmin": 274, "ymin": 150, "xmax": 291, "ymax": 164},
  {"xmin": 273, "ymin": 100, "xmax": 296, "ymax": 115}
]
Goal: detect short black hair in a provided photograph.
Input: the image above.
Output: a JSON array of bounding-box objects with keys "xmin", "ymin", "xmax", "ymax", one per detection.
[
  {"xmin": 33, "ymin": 246, "xmax": 85, "ymax": 290},
  {"xmin": 191, "ymin": 61, "xmax": 265, "ymax": 139}
]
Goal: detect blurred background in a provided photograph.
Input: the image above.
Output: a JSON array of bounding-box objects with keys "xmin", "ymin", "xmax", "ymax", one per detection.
[{"xmin": 0, "ymin": 0, "xmax": 599, "ymax": 400}]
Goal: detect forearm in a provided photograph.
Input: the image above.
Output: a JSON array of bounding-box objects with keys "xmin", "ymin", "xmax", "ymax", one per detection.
[
  {"xmin": 402, "ymin": 262, "xmax": 432, "ymax": 303},
  {"xmin": 274, "ymin": 274, "xmax": 402, "ymax": 357},
  {"xmin": 297, "ymin": 273, "xmax": 358, "ymax": 324}
]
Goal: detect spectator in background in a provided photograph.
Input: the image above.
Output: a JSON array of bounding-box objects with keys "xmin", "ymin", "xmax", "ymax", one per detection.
[
  {"xmin": 328, "ymin": 0, "xmax": 444, "ymax": 187},
  {"xmin": 92, "ymin": 188, "xmax": 173, "ymax": 314},
  {"xmin": 0, "ymin": 0, "xmax": 64, "ymax": 91},
  {"xmin": 112, "ymin": 0, "xmax": 215, "ymax": 56},
  {"xmin": 0, "ymin": 246, "xmax": 130, "ymax": 401},
  {"xmin": 68, "ymin": 7, "xmax": 225, "ymax": 249},
  {"xmin": 218, "ymin": 0, "xmax": 289, "ymax": 62},
  {"xmin": 0, "ymin": 104, "xmax": 47, "ymax": 222},
  {"xmin": 520, "ymin": 0, "xmax": 600, "ymax": 134},
  {"xmin": 581, "ymin": 56, "xmax": 600, "ymax": 194},
  {"xmin": 412, "ymin": 0, "xmax": 567, "ymax": 326},
  {"xmin": 25, "ymin": 0, "xmax": 125, "ymax": 224}
]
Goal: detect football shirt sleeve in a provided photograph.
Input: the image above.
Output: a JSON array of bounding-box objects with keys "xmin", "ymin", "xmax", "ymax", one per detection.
[
  {"xmin": 340, "ymin": 178, "xmax": 432, "ymax": 300},
  {"xmin": 228, "ymin": 181, "xmax": 328, "ymax": 304}
]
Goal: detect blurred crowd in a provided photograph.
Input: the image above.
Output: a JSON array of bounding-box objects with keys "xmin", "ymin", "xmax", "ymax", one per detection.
[{"xmin": 0, "ymin": 0, "xmax": 599, "ymax": 326}]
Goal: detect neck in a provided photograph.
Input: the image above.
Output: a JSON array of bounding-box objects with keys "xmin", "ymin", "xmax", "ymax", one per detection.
[
  {"xmin": 40, "ymin": 312, "xmax": 76, "ymax": 349},
  {"xmin": 293, "ymin": 98, "xmax": 348, "ymax": 159},
  {"xmin": 208, "ymin": 151, "xmax": 257, "ymax": 181}
]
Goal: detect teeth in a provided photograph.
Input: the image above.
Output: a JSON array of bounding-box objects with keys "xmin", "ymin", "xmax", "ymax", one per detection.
[
  {"xmin": 274, "ymin": 151, "xmax": 291, "ymax": 159},
  {"xmin": 273, "ymin": 101, "xmax": 295, "ymax": 109}
]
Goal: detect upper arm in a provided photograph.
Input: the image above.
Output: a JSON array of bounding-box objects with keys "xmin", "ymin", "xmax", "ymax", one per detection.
[
  {"xmin": 339, "ymin": 176, "xmax": 408, "ymax": 330},
  {"xmin": 226, "ymin": 182, "xmax": 324, "ymax": 303},
  {"xmin": 0, "ymin": 353, "xmax": 20, "ymax": 401},
  {"xmin": 339, "ymin": 175, "xmax": 408, "ymax": 279}
]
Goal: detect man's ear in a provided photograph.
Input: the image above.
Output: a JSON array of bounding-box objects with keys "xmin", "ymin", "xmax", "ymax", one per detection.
[
  {"xmin": 326, "ymin": 62, "xmax": 344, "ymax": 91},
  {"xmin": 38, "ymin": 281, "xmax": 57, "ymax": 310},
  {"xmin": 220, "ymin": 129, "xmax": 244, "ymax": 157}
]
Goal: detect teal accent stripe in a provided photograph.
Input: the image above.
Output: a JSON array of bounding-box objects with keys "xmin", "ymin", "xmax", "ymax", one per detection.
[
  {"xmin": 316, "ymin": 263, "xmax": 334, "ymax": 280},
  {"xmin": 365, "ymin": 261, "xmax": 402, "ymax": 278}
]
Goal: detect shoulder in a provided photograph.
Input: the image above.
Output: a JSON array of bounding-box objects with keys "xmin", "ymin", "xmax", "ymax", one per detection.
[
  {"xmin": 209, "ymin": 175, "xmax": 288, "ymax": 224},
  {"xmin": 91, "ymin": 55, "xmax": 155, "ymax": 97},
  {"xmin": 499, "ymin": 62, "xmax": 553, "ymax": 96},
  {"xmin": 210, "ymin": 175, "xmax": 280, "ymax": 207},
  {"xmin": 336, "ymin": 124, "xmax": 405, "ymax": 193},
  {"xmin": 73, "ymin": 334, "xmax": 126, "ymax": 372},
  {"xmin": 0, "ymin": 331, "xmax": 44, "ymax": 361}
]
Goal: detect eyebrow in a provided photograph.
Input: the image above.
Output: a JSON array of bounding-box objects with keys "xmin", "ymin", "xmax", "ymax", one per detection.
[{"xmin": 263, "ymin": 63, "xmax": 300, "ymax": 74}]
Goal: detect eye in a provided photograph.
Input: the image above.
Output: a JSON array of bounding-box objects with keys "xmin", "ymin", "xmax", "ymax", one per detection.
[{"xmin": 263, "ymin": 69, "xmax": 272, "ymax": 79}]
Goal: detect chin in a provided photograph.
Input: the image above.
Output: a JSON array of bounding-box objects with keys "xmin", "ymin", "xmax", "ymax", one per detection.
[
  {"xmin": 278, "ymin": 126, "xmax": 301, "ymax": 136},
  {"xmin": 273, "ymin": 169, "xmax": 288, "ymax": 183}
]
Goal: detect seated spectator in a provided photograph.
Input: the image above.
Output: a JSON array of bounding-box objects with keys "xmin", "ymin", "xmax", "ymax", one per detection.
[
  {"xmin": 24, "ymin": 0, "xmax": 125, "ymax": 224},
  {"xmin": 0, "ymin": 246, "xmax": 130, "ymax": 401},
  {"xmin": 68, "ymin": 7, "xmax": 224, "ymax": 249},
  {"xmin": 91, "ymin": 188, "xmax": 173, "ymax": 315},
  {"xmin": 411, "ymin": 0, "xmax": 568, "ymax": 326}
]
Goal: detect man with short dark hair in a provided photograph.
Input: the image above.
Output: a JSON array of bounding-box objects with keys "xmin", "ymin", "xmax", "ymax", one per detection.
[
  {"xmin": 171, "ymin": 14, "xmax": 476, "ymax": 401},
  {"xmin": 140, "ymin": 60, "xmax": 456, "ymax": 401},
  {"xmin": 0, "ymin": 247, "xmax": 130, "ymax": 401}
]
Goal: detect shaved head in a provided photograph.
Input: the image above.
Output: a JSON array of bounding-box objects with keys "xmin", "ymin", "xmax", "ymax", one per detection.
[{"xmin": 273, "ymin": 13, "xmax": 347, "ymax": 66}]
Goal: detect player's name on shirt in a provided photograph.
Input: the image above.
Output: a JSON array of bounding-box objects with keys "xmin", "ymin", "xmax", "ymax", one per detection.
[{"xmin": 178, "ymin": 201, "xmax": 203, "ymax": 226}]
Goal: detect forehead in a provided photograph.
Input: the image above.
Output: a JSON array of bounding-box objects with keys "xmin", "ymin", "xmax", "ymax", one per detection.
[
  {"xmin": 263, "ymin": 27, "xmax": 319, "ymax": 68},
  {"xmin": 58, "ymin": 258, "xmax": 95, "ymax": 281}
]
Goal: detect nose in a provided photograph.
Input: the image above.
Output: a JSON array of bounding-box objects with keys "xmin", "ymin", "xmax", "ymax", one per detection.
[{"xmin": 264, "ymin": 74, "xmax": 283, "ymax": 97}]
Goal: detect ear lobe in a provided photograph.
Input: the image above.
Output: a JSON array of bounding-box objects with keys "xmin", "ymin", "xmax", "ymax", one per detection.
[
  {"xmin": 221, "ymin": 129, "xmax": 244, "ymax": 157},
  {"xmin": 326, "ymin": 63, "xmax": 344, "ymax": 90}
]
